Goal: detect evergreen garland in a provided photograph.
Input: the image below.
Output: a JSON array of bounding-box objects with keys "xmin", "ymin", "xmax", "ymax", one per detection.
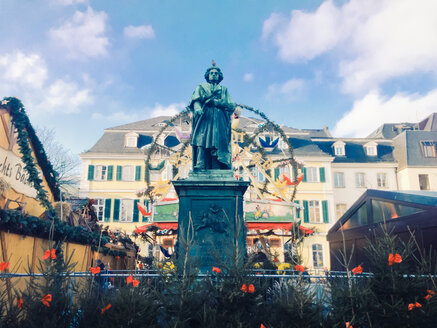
[
  {"xmin": 143, "ymin": 104, "xmax": 299, "ymax": 203},
  {"xmin": 0, "ymin": 97, "xmax": 60, "ymax": 210}
]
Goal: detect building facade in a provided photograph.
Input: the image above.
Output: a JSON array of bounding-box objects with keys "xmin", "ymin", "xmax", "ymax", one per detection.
[{"xmin": 80, "ymin": 113, "xmax": 437, "ymax": 270}]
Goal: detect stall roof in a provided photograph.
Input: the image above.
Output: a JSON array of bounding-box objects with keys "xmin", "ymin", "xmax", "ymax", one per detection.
[{"xmin": 329, "ymin": 189, "xmax": 437, "ymax": 234}]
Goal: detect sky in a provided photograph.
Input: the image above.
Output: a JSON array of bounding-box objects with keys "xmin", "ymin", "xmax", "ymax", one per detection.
[{"xmin": 1, "ymin": 0, "xmax": 437, "ymax": 156}]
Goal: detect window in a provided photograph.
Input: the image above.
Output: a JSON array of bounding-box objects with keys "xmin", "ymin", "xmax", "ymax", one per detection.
[
  {"xmin": 355, "ymin": 173, "xmax": 366, "ymax": 188},
  {"xmin": 342, "ymin": 203, "xmax": 367, "ymax": 229},
  {"xmin": 126, "ymin": 137, "xmax": 137, "ymax": 147},
  {"xmin": 312, "ymin": 244, "xmax": 324, "ymax": 268},
  {"xmin": 93, "ymin": 199, "xmax": 105, "ymax": 222},
  {"xmin": 377, "ymin": 173, "xmax": 387, "ymax": 188},
  {"xmin": 307, "ymin": 167, "xmax": 319, "ymax": 183},
  {"xmin": 364, "ymin": 142, "xmax": 378, "ymax": 156},
  {"xmin": 120, "ymin": 199, "xmax": 133, "ymax": 222},
  {"xmin": 125, "ymin": 133, "xmax": 138, "ymax": 147},
  {"xmin": 333, "ymin": 172, "xmax": 345, "ymax": 188},
  {"xmin": 162, "ymin": 238, "xmax": 174, "ymax": 248},
  {"xmin": 366, "ymin": 146, "xmax": 376, "ymax": 156},
  {"xmin": 269, "ymin": 238, "xmax": 281, "ymax": 247},
  {"xmin": 372, "ymin": 200, "xmax": 423, "ymax": 224},
  {"xmin": 94, "ymin": 165, "xmax": 107, "ymax": 181},
  {"xmin": 421, "ymin": 141, "xmax": 437, "ymax": 157},
  {"xmin": 334, "ymin": 145, "xmax": 344, "ymax": 156},
  {"xmin": 308, "ymin": 200, "xmax": 321, "ymax": 223},
  {"xmin": 419, "ymin": 174, "xmax": 430, "ymax": 190},
  {"xmin": 250, "ymin": 166, "xmax": 265, "ymax": 182},
  {"xmin": 122, "ymin": 166, "xmax": 135, "ymax": 181},
  {"xmin": 332, "ymin": 141, "xmax": 345, "ymax": 156},
  {"xmin": 336, "ymin": 203, "xmax": 347, "ymax": 219}
]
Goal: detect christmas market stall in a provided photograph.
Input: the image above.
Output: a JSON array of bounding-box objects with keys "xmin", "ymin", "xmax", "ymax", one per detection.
[{"xmin": 328, "ymin": 189, "xmax": 437, "ymax": 271}]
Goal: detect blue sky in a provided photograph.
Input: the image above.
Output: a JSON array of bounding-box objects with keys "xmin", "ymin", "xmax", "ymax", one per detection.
[{"xmin": 1, "ymin": 0, "xmax": 437, "ymax": 155}]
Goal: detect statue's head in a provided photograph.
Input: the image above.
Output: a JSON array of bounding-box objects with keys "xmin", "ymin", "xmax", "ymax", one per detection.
[{"xmin": 204, "ymin": 61, "xmax": 223, "ymax": 84}]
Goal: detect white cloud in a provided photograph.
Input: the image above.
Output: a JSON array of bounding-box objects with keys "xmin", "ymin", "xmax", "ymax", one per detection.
[
  {"xmin": 0, "ymin": 51, "xmax": 48, "ymax": 89},
  {"xmin": 263, "ymin": 0, "xmax": 437, "ymax": 94},
  {"xmin": 36, "ymin": 79, "xmax": 93, "ymax": 113},
  {"xmin": 149, "ymin": 102, "xmax": 185, "ymax": 117},
  {"xmin": 49, "ymin": 7, "xmax": 109, "ymax": 59},
  {"xmin": 243, "ymin": 73, "xmax": 254, "ymax": 82},
  {"xmin": 333, "ymin": 89, "xmax": 437, "ymax": 137},
  {"xmin": 267, "ymin": 78, "xmax": 305, "ymax": 99},
  {"xmin": 124, "ymin": 25, "xmax": 155, "ymax": 39}
]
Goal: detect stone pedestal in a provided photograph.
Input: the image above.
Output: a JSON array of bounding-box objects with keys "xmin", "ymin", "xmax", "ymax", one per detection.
[{"xmin": 173, "ymin": 170, "xmax": 249, "ymax": 273}]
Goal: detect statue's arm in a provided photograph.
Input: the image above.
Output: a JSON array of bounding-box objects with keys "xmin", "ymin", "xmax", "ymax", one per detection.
[{"xmin": 214, "ymin": 87, "xmax": 235, "ymax": 113}]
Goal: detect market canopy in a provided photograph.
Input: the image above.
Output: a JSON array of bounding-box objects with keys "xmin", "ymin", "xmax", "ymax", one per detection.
[
  {"xmin": 134, "ymin": 222, "xmax": 178, "ymax": 234},
  {"xmin": 246, "ymin": 222, "xmax": 314, "ymax": 235}
]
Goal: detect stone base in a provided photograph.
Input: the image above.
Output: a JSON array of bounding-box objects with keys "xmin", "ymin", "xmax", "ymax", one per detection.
[{"xmin": 173, "ymin": 170, "xmax": 249, "ymax": 273}]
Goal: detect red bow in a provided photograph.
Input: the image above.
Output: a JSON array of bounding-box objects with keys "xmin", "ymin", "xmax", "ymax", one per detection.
[
  {"xmin": 212, "ymin": 266, "xmax": 221, "ymax": 273},
  {"xmin": 90, "ymin": 266, "xmax": 101, "ymax": 275},
  {"xmin": 295, "ymin": 264, "xmax": 305, "ymax": 272},
  {"xmin": 137, "ymin": 203, "xmax": 151, "ymax": 216},
  {"xmin": 345, "ymin": 322, "xmax": 353, "ymax": 328},
  {"xmin": 388, "ymin": 253, "xmax": 402, "ymax": 265},
  {"xmin": 283, "ymin": 173, "xmax": 304, "ymax": 186},
  {"xmin": 126, "ymin": 275, "xmax": 139, "ymax": 287},
  {"xmin": 408, "ymin": 302, "xmax": 422, "ymax": 311},
  {"xmin": 17, "ymin": 298, "xmax": 23, "ymax": 309},
  {"xmin": 0, "ymin": 261, "xmax": 10, "ymax": 271},
  {"xmin": 241, "ymin": 284, "xmax": 255, "ymax": 293},
  {"xmin": 425, "ymin": 289, "xmax": 435, "ymax": 301},
  {"xmin": 101, "ymin": 303, "xmax": 112, "ymax": 314},
  {"xmin": 115, "ymin": 256, "xmax": 120, "ymax": 260},
  {"xmin": 43, "ymin": 249, "xmax": 56, "ymax": 260},
  {"xmin": 42, "ymin": 294, "xmax": 52, "ymax": 307},
  {"xmin": 351, "ymin": 265, "xmax": 363, "ymax": 275}
]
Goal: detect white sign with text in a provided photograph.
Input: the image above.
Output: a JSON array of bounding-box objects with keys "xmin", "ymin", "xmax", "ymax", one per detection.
[{"xmin": 0, "ymin": 147, "xmax": 38, "ymax": 198}]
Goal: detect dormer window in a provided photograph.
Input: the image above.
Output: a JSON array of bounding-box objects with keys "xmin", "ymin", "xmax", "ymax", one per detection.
[
  {"xmin": 364, "ymin": 141, "xmax": 377, "ymax": 156},
  {"xmin": 125, "ymin": 132, "xmax": 138, "ymax": 147},
  {"xmin": 332, "ymin": 141, "xmax": 345, "ymax": 156}
]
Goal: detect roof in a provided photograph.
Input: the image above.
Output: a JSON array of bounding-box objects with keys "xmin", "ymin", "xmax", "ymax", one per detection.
[
  {"xmin": 314, "ymin": 140, "xmax": 395, "ymax": 163},
  {"xmin": 328, "ymin": 189, "xmax": 437, "ymax": 234},
  {"xmin": 367, "ymin": 123, "xmax": 418, "ymax": 139},
  {"xmin": 288, "ymin": 136, "xmax": 331, "ymax": 157},
  {"xmin": 419, "ymin": 113, "xmax": 437, "ymax": 131},
  {"xmin": 396, "ymin": 130, "xmax": 437, "ymax": 167},
  {"xmin": 84, "ymin": 115, "xmax": 330, "ymax": 156}
]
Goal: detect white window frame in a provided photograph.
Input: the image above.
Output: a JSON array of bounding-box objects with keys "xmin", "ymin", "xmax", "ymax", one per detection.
[
  {"xmin": 366, "ymin": 146, "xmax": 376, "ymax": 156},
  {"xmin": 93, "ymin": 199, "xmax": 105, "ymax": 222},
  {"xmin": 336, "ymin": 203, "xmax": 347, "ymax": 219},
  {"xmin": 355, "ymin": 173, "xmax": 366, "ymax": 188},
  {"xmin": 308, "ymin": 200, "xmax": 322, "ymax": 223},
  {"xmin": 125, "ymin": 132, "xmax": 139, "ymax": 148},
  {"xmin": 94, "ymin": 165, "xmax": 107, "ymax": 181},
  {"xmin": 120, "ymin": 199, "xmax": 133, "ymax": 222},
  {"xmin": 306, "ymin": 167, "xmax": 319, "ymax": 183},
  {"xmin": 377, "ymin": 173, "xmax": 387, "ymax": 188},
  {"xmin": 421, "ymin": 141, "xmax": 437, "ymax": 157},
  {"xmin": 122, "ymin": 165, "xmax": 135, "ymax": 181},
  {"xmin": 250, "ymin": 166, "xmax": 265, "ymax": 182},
  {"xmin": 312, "ymin": 244, "xmax": 324, "ymax": 268},
  {"xmin": 333, "ymin": 172, "xmax": 345, "ymax": 188}
]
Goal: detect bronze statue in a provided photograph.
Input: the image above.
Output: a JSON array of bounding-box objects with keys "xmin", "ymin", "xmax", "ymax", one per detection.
[{"xmin": 188, "ymin": 62, "xmax": 236, "ymax": 170}]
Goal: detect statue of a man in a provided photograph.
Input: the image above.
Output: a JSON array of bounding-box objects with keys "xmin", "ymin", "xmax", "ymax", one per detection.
[{"xmin": 188, "ymin": 63, "xmax": 236, "ymax": 170}]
